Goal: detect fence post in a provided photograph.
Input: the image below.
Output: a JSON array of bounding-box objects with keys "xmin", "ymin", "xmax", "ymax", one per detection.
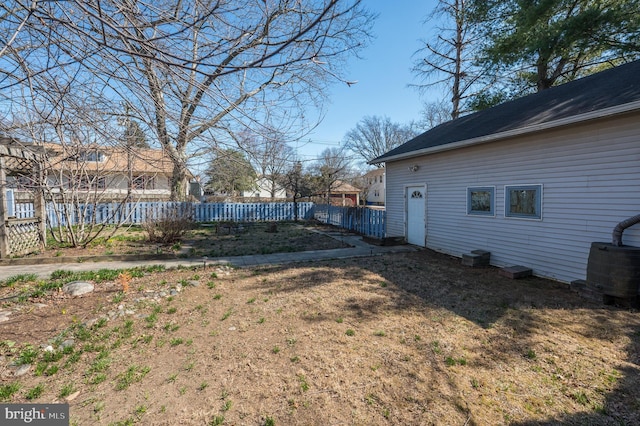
[{"xmin": 0, "ymin": 157, "xmax": 8, "ymax": 258}]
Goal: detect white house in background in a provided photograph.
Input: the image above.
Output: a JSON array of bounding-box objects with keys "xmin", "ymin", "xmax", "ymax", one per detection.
[
  {"xmin": 241, "ymin": 176, "xmax": 287, "ymax": 199},
  {"xmin": 362, "ymin": 168, "xmax": 385, "ymax": 206},
  {"xmin": 372, "ymin": 60, "xmax": 640, "ymax": 283}
]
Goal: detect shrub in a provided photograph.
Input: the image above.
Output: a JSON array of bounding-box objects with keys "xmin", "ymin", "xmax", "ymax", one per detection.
[{"xmin": 142, "ymin": 206, "xmax": 194, "ymax": 244}]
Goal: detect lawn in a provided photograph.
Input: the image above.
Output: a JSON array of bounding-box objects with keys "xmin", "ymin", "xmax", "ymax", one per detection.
[{"xmin": 0, "ymin": 248, "xmax": 639, "ymax": 425}]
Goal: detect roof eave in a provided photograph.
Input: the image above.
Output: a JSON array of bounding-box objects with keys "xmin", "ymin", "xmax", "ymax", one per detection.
[{"xmin": 370, "ymin": 99, "xmax": 640, "ymax": 164}]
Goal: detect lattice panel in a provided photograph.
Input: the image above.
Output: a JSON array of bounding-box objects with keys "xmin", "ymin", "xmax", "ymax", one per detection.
[{"xmin": 6, "ymin": 219, "xmax": 42, "ymax": 256}]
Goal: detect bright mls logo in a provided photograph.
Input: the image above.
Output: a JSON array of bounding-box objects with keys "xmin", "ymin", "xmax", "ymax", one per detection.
[{"xmin": 1, "ymin": 404, "xmax": 68, "ymax": 425}]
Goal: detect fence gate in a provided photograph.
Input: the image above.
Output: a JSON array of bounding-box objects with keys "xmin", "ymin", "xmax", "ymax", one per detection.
[{"xmin": 0, "ymin": 140, "xmax": 46, "ymax": 258}]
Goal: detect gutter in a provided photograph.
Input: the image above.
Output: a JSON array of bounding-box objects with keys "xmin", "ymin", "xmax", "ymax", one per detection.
[{"xmin": 371, "ymin": 99, "xmax": 640, "ymax": 164}]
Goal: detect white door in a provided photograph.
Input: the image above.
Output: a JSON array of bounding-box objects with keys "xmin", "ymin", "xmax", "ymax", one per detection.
[{"xmin": 406, "ymin": 186, "xmax": 426, "ymax": 246}]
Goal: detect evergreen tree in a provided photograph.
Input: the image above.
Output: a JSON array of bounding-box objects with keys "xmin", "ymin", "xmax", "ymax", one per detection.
[
  {"xmin": 470, "ymin": 0, "xmax": 640, "ymax": 103},
  {"xmin": 204, "ymin": 149, "xmax": 256, "ymax": 197}
]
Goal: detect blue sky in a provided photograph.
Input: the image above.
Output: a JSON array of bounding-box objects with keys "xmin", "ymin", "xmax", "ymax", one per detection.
[{"xmin": 296, "ymin": 0, "xmax": 440, "ymax": 160}]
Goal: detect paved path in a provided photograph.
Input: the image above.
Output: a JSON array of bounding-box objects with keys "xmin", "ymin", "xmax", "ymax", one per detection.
[{"xmin": 0, "ymin": 233, "xmax": 416, "ymax": 281}]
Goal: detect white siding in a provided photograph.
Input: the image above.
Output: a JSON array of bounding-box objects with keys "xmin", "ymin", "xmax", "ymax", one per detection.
[{"xmin": 385, "ymin": 113, "xmax": 640, "ymax": 283}]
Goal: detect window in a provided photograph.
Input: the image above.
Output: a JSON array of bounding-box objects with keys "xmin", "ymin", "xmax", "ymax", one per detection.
[
  {"xmin": 132, "ymin": 175, "xmax": 155, "ymax": 190},
  {"xmin": 79, "ymin": 150, "xmax": 105, "ymax": 162},
  {"xmin": 467, "ymin": 187, "xmax": 495, "ymax": 216},
  {"xmin": 505, "ymin": 185, "xmax": 542, "ymax": 219},
  {"xmin": 410, "ymin": 190, "xmax": 423, "ymax": 199},
  {"xmin": 74, "ymin": 175, "xmax": 106, "ymax": 190}
]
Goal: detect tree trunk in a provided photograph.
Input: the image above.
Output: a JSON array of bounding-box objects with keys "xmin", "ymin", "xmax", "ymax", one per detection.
[{"xmin": 170, "ymin": 163, "xmax": 188, "ymax": 201}]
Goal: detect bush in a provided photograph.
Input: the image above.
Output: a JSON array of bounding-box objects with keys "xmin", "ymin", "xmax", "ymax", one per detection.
[{"xmin": 143, "ymin": 206, "xmax": 194, "ymax": 244}]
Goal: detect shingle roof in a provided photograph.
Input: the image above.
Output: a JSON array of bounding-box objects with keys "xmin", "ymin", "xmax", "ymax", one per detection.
[
  {"xmin": 41, "ymin": 142, "xmax": 179, "ymax": 175},
  {"xmin": 372, "ymin": 60, "xmax": 640, "ymax": 163}
]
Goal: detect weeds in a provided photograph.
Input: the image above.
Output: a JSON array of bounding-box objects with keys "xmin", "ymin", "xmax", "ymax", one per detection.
[
  {"xmin": 116, "ymin": 365, "xmax": 151, "ymax": 390},
  {"xmin": 0, "ymin": 383, "xmax": 20, "ymax": 401},
  {"xmin": 210, "ymin": 415, "xmax": 225, "ymax": 425},
  {"xmin": 297, "ymin": 374, "xmax": 309, "ymax": 392},
  {"xmin": 220, "ymin": 308, "xmax": 233, "ymax": 321},
  {"xmin": 59, "ymin": 383, "xmax": 76, "ymax": 398},
  {"xmin": 25, "ymin": 384, "xmax": 44, "ymax": 400},
  {"xmin": 2, "ymin": 273, "xmax": 38, "ymax": 287}
]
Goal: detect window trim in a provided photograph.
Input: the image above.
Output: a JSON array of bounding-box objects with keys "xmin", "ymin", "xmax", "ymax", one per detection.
[
  {"xmin": 504, "ymin": 184, "xmax": 543, "ymax": 220},
  {"xmin": 132, "ymin": 175, "xmax": 156, "ymax": 190},
  {"xmin": 466, "ymin": 186, "xmax": 495, "ymax": 216}
]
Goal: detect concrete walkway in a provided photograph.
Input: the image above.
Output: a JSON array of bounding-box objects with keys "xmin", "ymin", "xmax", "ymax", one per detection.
[{"xmin": 0, "ymin": 232, "xmax": 417, "ymax": 281}]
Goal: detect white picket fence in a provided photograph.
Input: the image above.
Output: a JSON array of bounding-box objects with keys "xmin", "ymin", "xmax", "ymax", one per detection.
[{"xmin": 13, "ymin": 201, "xmax": 315, "ymax": 227}]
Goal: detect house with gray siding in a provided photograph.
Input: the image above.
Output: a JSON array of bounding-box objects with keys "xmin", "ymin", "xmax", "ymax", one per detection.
[{"xmin": 372, "ymin": 60, "xmax": 640, "ymax": 283}]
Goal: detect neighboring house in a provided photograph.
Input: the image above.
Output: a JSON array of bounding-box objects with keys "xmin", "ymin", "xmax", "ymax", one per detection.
[
  {"xmin": 9, "ymin": 142, "xmax": 194, "ymax": 202},
  {"xmin": 241, "ymin": 176, "xmax": 287, "ymax": 199},
  {"xmin": 372, "ymin": 60, "xmax": 640, "ymax": 283},
  {"xmin": 314, "ymin": 180, "xmax": 361, "ymax": 207},
  {"xmin": 362, "ymin": 168, "xmax": 386, "ymax": 206}
]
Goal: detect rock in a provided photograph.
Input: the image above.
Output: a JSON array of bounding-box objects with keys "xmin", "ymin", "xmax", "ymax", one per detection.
[
  {"xmin": 83, "ymin": 318, "xmax": 97, "ymax": 328},
  {"xmin": 62, "ymin": 281, "xmax": 94, "ymax": 296},
  {"xmin": 0, "ymin": 311, "xmax": 10, "ymax": 323},
  {"xmin": 125, "ymin": 310, "xmax": 135, "ymax": 315},
  {"xmin": 169, "ymin": 289, "xmax": 178, "ymax": 296},
  {"xmin": 228, "ymin": 326, "xmax": 236, "ymax": 331},
  {"xmin": 159, "ymin": 291, "xmax": 167, "ymax": 297},
  {"xmin": 60, "ymin": 339, "xmax": 75, "ymax": 349},
  {"xmin": 43, "ymin": 345, "xmax": 54, "ymax": 352},
  {"xmin": 175, "ymin": 283, "xmax": 182, "ymax": 292},
  {"xmin": 187, "ymin": 280, "xmax": 200, "ymax": 287},
  {"xmin": 14, "ymin": 364, "xmax": 31, "ymax": 377},
  {"xmin": 65, "ymin": 391, "xmax": 80, "ymax": 402}
]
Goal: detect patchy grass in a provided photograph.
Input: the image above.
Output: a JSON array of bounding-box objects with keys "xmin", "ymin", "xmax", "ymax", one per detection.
[
  {"xmin": 0, "ymin": 250, "xmax": 638, "ymax": 425},
  {"xmin": 14, "ymin": 221, "xmax": 348, "ymax": 261}
]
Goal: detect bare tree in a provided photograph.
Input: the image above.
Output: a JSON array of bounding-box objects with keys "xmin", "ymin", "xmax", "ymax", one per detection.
[
  {"xmin": 419, "ymin": 100, "xmax": 451, "ymax": 129},
  {"xmin": 1, "ymin": 1, "xmax": 375, "ymax": 201},
  {"xmin": 412, "ymin": 0, "xmax": 486, "ymax": 119},
  {"xmin": 343, "ymin": 116, "xmax": 418, "ymax": 166},
  {"xmin": 239, "ymin": 130, "xmax": 295, "ymax": 199},
  {"xmin": 311, "ymin": 147, "xmax": 351, "ymax": 202},
  {"xmin": 280, "ymin": 160, "xmax": 314, "ymax": 221}
]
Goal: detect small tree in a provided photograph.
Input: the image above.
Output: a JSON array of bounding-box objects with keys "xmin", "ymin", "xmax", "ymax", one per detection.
[
  {"xmin": 311, "ymin": 148, "xmax": 351, "ymax": 203},
  {"xmin": 280, "ymin": 161, "xmax": 314, "ymax": 221}
]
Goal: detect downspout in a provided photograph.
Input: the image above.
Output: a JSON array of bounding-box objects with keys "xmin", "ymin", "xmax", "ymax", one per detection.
[{"xmin": 612, "ymin": 213, "xmax": 640, "ymax": 246}]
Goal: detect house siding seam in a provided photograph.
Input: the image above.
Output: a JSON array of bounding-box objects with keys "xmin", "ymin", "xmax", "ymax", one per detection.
[{"xmin": 385, "ymin": 114, "xmax": 640, "ymax": 283}]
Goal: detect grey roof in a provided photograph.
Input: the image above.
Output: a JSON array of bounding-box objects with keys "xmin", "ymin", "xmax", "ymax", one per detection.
[{"xmin": 372, "ymin": 60, "xmax": 640, "ymax": 163}]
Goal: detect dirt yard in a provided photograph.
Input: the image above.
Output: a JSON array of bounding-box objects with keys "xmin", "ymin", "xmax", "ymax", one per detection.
[
  {"xmin": 25, "ymin": 221, "xmax": 349, "ymax": 260},
  {"xmin": 1, "ymin": 233, "xmax": 639, "ymax": 425}
]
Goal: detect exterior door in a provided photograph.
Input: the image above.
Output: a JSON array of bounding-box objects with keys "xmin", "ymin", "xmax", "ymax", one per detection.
[{"xmin": 406, "ymin": 186, "xmax": 426, "ymax": 246}]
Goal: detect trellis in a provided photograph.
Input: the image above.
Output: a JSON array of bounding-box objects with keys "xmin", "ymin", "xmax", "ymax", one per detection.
[{"xmin": 0, "ymin": 140, "xmax": 46, "ymax": 258}]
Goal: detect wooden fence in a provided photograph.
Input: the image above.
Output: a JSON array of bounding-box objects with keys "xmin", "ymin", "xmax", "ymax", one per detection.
[
  {"xmin": 13, "ymin": 201, "xmax": 315, "ymax": 227},
  {"xmin": 12, "ymin": 201, "xmax": 387, "ymax": 238},
  {"xmin": 313, "ymin": 204, "xmax": 386, "ymax": 239}
]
